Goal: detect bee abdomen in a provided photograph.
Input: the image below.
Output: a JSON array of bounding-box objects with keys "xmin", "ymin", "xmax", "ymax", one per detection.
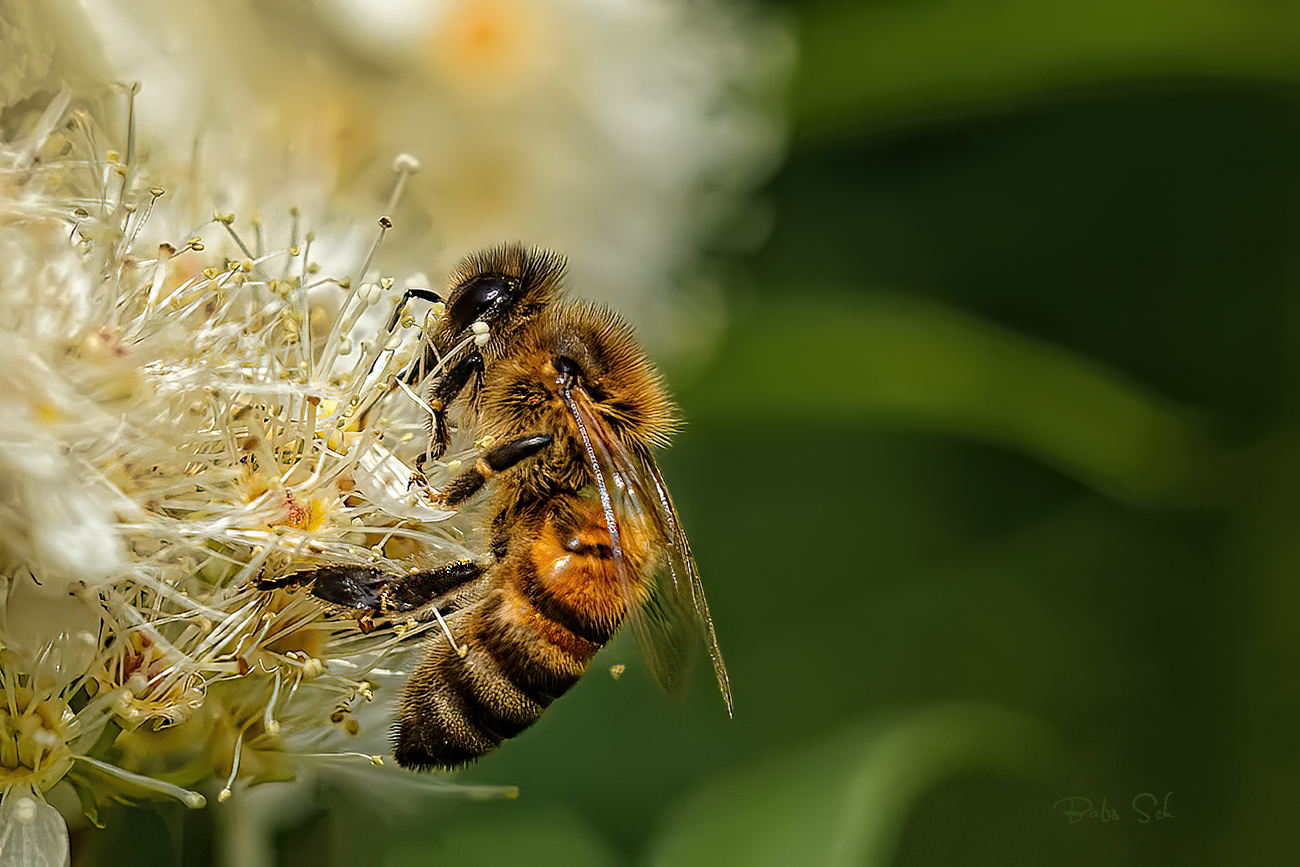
[
  {"xmin": 394, "ymin": 591, "xmax": 595, "ymax": 769},
  {"xmin": 394, "ymin": 640, "xmax": 544, "ymax": 769}
]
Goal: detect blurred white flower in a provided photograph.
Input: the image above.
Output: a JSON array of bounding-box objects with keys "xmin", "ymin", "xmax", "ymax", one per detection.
[{"xmin": 81, "ymin": 0, "xmax": 791, "ymax": 357}]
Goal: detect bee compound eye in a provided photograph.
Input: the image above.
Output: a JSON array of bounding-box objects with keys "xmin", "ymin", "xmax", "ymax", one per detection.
[{"xmin": 449, "ymin": 276, "xmax": 513, "ymax": 334}]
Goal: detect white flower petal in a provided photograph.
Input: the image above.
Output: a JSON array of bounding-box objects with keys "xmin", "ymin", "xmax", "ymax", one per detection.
[{"xmin": 0, "ymin": 787, "xmax": 70, "ymax": 867}]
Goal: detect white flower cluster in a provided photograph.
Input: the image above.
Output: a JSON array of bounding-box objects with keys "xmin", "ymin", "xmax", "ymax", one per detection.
[
  {"xmin": 0, "ymin": 93, "xmax": 499, "ymax": 864},
  {"xmin": 0, "ymin": 0, "xmax": 786, "ymax": 861}
]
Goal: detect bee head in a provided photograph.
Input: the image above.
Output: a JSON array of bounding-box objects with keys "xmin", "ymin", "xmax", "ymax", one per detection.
[
  {"xmin": 438, "ymin": 244, "xmax": 566, "ymax": 352},
  {"xmin": 445, "ymin": 273, "xmax": 517, "ymax": 336}
]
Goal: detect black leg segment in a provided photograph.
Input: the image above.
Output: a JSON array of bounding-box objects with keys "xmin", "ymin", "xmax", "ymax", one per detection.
[
  {"xmin": 438, "ymin": 433, "xmax": 552, "ymax": 507},
  {"xmin": 388, "ymin": 560, "xmax": 484, "ymax": 611},
  {"xmin": 260, "ymin": 560, "xmax": 484, "ymax": 618},
  {"xmin": 414, "ymin": 349, "xmax": 484, "ymax": 467},
  {"xmin": 258, "ymin": 565, "xmax": 389, "ymax": 611}
]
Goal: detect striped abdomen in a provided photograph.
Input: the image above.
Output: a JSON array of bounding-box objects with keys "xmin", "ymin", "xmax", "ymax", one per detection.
[{"xmin": 393, "ymin": 498, "xmax": 653, "ymax": 769}]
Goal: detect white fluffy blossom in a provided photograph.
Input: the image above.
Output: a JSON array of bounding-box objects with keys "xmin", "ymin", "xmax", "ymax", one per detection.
[
  {"xmin": 0, "ymin": 93, "xmax": 506, "ymax": 864},
  {"xmin": 0, "ymin": 0, "xmax": 785, "ymax": 861}
]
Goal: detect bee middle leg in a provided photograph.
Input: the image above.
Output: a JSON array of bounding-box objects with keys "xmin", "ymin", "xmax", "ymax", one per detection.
[{"xmin": 435, "ymin": 433, "xmax": 553, "ymax": 507}]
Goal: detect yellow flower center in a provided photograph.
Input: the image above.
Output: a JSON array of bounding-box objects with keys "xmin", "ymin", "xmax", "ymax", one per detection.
[{"xmin": 0, "ymin": 686, "xmax": 77, "ymax": 792}]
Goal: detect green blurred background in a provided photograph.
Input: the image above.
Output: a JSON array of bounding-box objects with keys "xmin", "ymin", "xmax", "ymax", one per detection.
[{"xmin": 102, "ymin": 0, "xmax": 1300, "ymax": 864}]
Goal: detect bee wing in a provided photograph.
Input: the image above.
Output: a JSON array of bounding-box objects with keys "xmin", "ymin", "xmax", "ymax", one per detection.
[
  {"xmin": 638, "ymin": 456, "xmax": 733, "ymax": 716},
  {"xmin": 563, "ymin": 390, "xmax": 733, "ymax": 715}
]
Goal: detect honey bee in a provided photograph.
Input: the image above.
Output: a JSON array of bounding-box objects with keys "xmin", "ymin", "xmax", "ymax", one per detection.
[{"xmin": 266, "ymin": 244, "xmax": 732, "ymax": 769}]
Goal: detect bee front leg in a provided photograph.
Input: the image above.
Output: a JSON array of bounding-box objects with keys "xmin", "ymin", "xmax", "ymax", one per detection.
[
  {"xmin": 411, "ymin": 350, "xmax": 485, "ymax": 487},
  {"xmin": 434, "ymin": 433, "xmax": 552, "ymax": 507}
]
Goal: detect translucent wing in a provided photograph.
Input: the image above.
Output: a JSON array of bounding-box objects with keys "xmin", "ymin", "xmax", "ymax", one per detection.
[
  {"xmin": 639, "ymin": 457, "xmax": 733, "ymax": 716},
  {"xmin": 561, "ymin": 390, "xmax": 733, "ymax": 715}
]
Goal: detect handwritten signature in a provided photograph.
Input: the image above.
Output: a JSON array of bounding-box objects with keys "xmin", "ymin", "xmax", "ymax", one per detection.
[{"xmin": 1053, "ymin": 793, "xmax": 1174, "ymax": 824}]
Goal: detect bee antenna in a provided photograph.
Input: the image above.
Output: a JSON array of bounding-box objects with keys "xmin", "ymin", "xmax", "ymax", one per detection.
[
  {"xmin": 385, "ymin": 286, "xmax": 442, "ymax": 333},
  {"xmin": 553, "ymin": 355, "xmax": 583, "ymax": 392}
]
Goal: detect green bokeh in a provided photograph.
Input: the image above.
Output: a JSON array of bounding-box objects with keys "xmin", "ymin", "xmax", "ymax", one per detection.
[{"xmin": 402, "ymin": 3, "xmax": 1299, "ymax": 864}]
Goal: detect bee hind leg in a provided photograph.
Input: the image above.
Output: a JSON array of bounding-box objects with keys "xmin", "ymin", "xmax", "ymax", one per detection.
[
  {"xmin": 386, "ymin": 560, "xmax": 484, "ymax": 611},
  {"xmin": 258, "ymin": 565, "xmax": 391, "ymax": 612},
  {"xmin": 259, "ymin": 561, "xmax": 483, "ymax": 618},
  {"xmin": 434, "ymin": 433, "xmax": 553, "ymax": 507}
]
